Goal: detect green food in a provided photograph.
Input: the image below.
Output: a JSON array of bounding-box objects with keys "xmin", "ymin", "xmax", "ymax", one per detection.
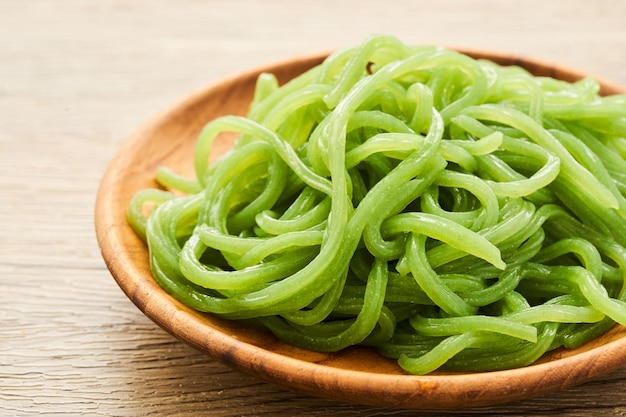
[{"xmin": 128, "ymin": 34, "xmax": 626, "ymax": 374}]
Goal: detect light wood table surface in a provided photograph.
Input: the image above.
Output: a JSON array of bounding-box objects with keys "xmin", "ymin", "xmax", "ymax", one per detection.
[{"xmin": 3, "ymin": 1, "xmax": 626, "ymax": 415}]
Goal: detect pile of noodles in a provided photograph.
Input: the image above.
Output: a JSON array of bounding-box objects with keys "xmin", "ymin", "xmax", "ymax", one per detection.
[{"xmin": 128, "ymin": 34, "xmax": 626, "ymax": 374}]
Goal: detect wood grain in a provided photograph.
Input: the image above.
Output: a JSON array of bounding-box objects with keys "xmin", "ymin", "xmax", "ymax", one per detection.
[{"xmin": 3, "ymin": 0, "xmax": 626, "ymax": 415}]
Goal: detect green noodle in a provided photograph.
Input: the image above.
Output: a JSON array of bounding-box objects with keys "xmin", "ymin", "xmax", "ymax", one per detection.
[{"xmin": 127, "ymin": 34, "xmax": 626, "ymax": 374}]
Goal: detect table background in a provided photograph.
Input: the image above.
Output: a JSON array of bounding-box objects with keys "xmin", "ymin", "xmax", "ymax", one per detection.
[{"xmin": 2, "ymin": 1, "xmax": 626, "ymax": 415}]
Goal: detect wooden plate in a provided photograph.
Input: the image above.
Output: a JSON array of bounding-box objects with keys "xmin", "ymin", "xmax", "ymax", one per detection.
[{"xmin": 95, "ymin": 49, "xmax": 626, "ymax": 409}]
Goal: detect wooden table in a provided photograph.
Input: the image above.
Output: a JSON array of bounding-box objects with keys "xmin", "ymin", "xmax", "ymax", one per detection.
[{"xmin": 3, "ymin": 1, "xmax": 626, "ymax": 415}]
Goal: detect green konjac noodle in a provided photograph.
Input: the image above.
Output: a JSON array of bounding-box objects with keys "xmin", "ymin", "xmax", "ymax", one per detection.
[{"xmin": 127, "ymin": 34, "xmax": 626, "ymax": 374}]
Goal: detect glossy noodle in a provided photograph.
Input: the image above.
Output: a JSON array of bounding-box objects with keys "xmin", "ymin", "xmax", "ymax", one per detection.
[{"xmin": 128, "ymin": 34, "xmax": 626, "ymax": 374}]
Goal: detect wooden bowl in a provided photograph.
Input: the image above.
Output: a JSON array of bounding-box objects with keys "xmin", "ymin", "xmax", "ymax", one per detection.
[{"xmin": 95, "ymin": 49, "xmax": 626, "ymax": 409}]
